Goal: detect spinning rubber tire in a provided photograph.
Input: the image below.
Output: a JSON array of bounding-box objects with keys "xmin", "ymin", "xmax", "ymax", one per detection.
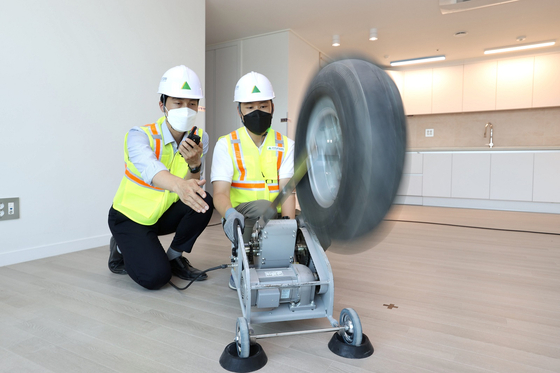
[{"xmin": 295, "ymin": 59, "xmax": 406, "ymax": 246}]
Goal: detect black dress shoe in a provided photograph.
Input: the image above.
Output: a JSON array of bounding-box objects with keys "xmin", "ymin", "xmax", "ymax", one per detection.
[
  {"xmin": 109, "ymin": 236, "xmax": 127, "ymax": 275},
  {"xmin": 170, "ymin": 256, "xmax": 208, "ymax": 281}
]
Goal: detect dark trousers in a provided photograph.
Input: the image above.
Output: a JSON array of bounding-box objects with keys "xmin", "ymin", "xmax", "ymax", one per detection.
[{"xmin": 108, "ymin": 194, "xmax": 213, "ymax": 290}]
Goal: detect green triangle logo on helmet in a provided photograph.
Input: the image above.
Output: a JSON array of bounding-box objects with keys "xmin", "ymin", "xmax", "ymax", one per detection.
[
  {"xmin": 252, "ymin": 85, "xmax": 261, "ymax": 93},
  {"xmin": 182, "ymin": 81, "xmax": 191, "ymax": 90}
]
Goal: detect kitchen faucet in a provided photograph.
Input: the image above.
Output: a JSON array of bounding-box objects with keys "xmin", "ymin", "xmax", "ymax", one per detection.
[{"xmin": 484, "ymin": 122, "xmax": 494, "ymax": 148}]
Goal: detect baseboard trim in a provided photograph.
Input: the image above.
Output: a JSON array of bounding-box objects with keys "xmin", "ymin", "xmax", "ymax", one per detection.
[
  {"xmin": 0, "ymin": 234, "xmax": 111, "ymax": 267},
  {"xmin": 394, "ymin": 195, "xmax": 423, "ymax": 205},
  {"xmin": 394, "ymin": 196, "xmax": 560, "ymax": 214}
]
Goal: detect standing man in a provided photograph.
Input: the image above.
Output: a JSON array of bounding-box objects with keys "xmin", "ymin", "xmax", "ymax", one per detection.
[
  {"xmin": 108, "ymin": 65, "xmax": 213, "ymax": 290},
  {"xmin": 211, "ymin": 71, "xmax": 295, "ymax": 289}
]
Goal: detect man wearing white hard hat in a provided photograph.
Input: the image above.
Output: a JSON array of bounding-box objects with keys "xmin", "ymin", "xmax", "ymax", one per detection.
[
  {"xmin": 211, "ymin": 71, "xmax": 295, "ymax": 289},
  {"xmin": 108, "ymin": 65, "xmax": 213, "ymax": 290}
]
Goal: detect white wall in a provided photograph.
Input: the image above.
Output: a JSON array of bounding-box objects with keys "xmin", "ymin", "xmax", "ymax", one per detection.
[
  {"xmin": 288, "ymin": 32, "xmax": 321, "ymax": 139},
  {"xmin": 241, "ymin": 32, "xmax": 290, "ymax": 136},
  {"xmin": 205, "ymin": 42, "xmax": 240, "ymax": 195},
  {"xmin": 0, "ymin": 0, "xmax": 206, "ymax": 266}
]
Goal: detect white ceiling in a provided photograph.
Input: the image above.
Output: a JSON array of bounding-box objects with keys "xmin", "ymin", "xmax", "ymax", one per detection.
[{"xmin": 206, "ymin": 0, "xmax": 560, "ymax": 68}]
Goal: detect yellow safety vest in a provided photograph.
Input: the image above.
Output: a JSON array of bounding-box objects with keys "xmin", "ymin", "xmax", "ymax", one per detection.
[
  {"xmin": 222, "ymin": 127, "xmax": 288, "ymax": 211},
  {"xmin": 112, "ymin": 117, "xmax": 203, "ymax": 225}
]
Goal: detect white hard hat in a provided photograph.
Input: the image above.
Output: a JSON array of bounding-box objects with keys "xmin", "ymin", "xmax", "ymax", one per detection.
[
  {"xmin": 234, "ymin": 71, "xmax": 275, "ymax": 102},
  {"xmin": 158, "ymin": 65, "xmax": 203, "ymax": 99}
]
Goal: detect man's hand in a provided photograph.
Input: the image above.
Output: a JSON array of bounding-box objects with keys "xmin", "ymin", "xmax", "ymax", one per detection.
[
  {"xmin": 178, "ymin": 138, "xmax": 203, "ymax": 168},
  {"xmin": 223, "ymin": 207, "xmax": 245, "ymax": 243},
  {"xmin": 174, "ymin": 178, "xmax": 209, "ymax": 213}
]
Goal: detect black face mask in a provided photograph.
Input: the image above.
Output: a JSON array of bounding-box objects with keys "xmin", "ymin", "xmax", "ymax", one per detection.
[{"xmin": 243, "ymin": 110, "xmax": 272, "ymax": 135}]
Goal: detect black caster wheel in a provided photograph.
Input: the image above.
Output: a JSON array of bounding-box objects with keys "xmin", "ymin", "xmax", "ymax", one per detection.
[
  {"xmin": 219, "ymin": 317, "xmax": 268, "ymax": 372},
  {"xmin": 328, "ymin": 308, "xmax": 373, "ymax": 359},
  {"xmin": 339, "ymin": 308, "xmax": 363, "ymax": 346}
]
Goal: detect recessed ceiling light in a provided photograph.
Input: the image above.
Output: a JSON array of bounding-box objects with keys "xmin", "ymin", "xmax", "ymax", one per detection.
[
  {"xmin": 440, "ymin": 0, "xmax": 521, "ymax": 14},
  {"xmin": 484, "ymin": 40, "xmax": 555, "ymax": 54},
  {"xmin": 369, "ymin": 28, "xmax": 378, "ymax": 41},
  {"xmin": 516, "ymin": 35, "xmax": 526, "ymax": 42},
  {"xmin": 454, "ymin": 31, "xmax": 468, "ymax": 37},
  {"xmin": 332, "ymin": 35, "xmax": 340, "ymax": 47},
  {"xmin": 390, "ymin": 55, "xmax": 446, "ymax": 66}
]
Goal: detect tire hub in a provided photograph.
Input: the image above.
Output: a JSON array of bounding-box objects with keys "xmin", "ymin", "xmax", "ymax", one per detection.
[{"xmin": 306, "ymin": 96, "xmax": 343, "ymax": 208}]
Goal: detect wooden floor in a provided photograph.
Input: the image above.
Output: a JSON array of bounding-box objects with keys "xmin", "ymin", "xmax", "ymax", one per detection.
[{"xmin": 1, "ymin": 206, "xmax": 560, "ymax": 372}]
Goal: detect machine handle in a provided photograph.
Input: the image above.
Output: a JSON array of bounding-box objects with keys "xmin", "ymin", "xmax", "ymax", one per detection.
[
  {"xmin": 231, "ymin": 221, "xmax": 244, "ymax": 257},
  {"xmin": 254, "ymin": 150, "xmax": 308, "ymax": 231}
]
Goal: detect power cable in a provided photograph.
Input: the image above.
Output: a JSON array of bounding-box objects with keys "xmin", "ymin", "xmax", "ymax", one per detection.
[
  {"xmin": 168, "ymin": 264, "xmax": 230, "ymax": 291},
  {"xmin": 385, "ymin": 219, "xmax": 560, "ymax": 236}
]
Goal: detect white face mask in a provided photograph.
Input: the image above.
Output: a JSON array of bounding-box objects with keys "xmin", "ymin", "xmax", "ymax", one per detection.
[{"xmin": 165, "ymin": 107, "xmax": 197, "ymax": 132}]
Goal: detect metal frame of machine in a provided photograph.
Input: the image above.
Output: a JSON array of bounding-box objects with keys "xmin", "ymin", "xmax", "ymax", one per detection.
[
  {"xmin": 219, "ymin": 216, "xmax": 372, "ymax": 371},
  {"xmin": 231, "ymin": 217, "xmax": 336, "ymax": 326}
]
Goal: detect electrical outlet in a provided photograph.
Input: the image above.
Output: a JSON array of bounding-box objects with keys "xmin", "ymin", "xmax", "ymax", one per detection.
[
  {"xmin": 425, "ymin": 129, "xmax": 434, "ymax": 137},
  {"xmin": 0, "ymin": 198, "xmax": 19, "ymax": 221}
]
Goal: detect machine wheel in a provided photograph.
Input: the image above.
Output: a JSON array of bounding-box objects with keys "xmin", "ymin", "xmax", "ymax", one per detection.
[
  {"xmin": 339, "ymin": 308, "xmax": 363, "ymax": 346},
  {"xmin": 235, "ymin": 317, "xmax": 250, "ymax": 358},
  {"xmin": 295, "ymin": 59, "xmax": 406, "ymax": 245}
]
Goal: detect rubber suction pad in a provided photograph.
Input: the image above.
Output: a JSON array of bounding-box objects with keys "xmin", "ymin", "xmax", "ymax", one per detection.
[
  {"xmin": 328, "ymin": 332, "xmax": 374, "ymax": 359},
  {"xmin": 219, "ymin": 342, "xmax": 268, "ymax": 372}
]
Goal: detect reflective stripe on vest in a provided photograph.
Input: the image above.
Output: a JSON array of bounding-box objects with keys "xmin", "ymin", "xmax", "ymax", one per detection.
[
  {"xmin": 144, "ymin": 123, "xmax": 164, "ymax": 160},
  {"xmin": 222, "ymin": 127, "xmax": 287, "ymax": 210},
  {"xmin": 230, "ymin": 131, "xmax": 247, "ymax": 181},
  {"xmin": 275, "ymin": 131, "xmax": 284, "ymax": 171},
  {"xmin": 124, "ymin": 163, "xmax": 164, "ymax": 191}
]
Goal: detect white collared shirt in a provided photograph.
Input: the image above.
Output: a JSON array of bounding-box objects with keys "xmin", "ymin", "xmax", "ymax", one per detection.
[{"xmin": 127, "ymin": 121, "xmax": 209, "ymax": 185}]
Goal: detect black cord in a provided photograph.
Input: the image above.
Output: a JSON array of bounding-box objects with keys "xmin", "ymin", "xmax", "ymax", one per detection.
[
  {"xmin": 385, "ymin": 219, "xmax": 560, "ymax": 236},
  {"xmin": 168, "ymin": 264, "xmax": 230, "ymax": 291},
  {"xmin": 207, "ymin": 222, "xmax": 222, "ymax": 227}
]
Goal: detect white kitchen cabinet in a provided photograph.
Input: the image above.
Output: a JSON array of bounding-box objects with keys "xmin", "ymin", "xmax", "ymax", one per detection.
[
  {"xmin": 385, "ymin": 70, "xmax": 404, "ymax": 96},
  {"xmin": 397, "ymin": 174, "xmax": 423, "ymax": 196},
  {"xmin": 533, "ymin": 152, "xmax": 560, "ymax": 203},
  {"xmin": 393, "ymin": 52, "xmax": 560, "ymax": 114},
  {"xmin": 432, "ymin": 65, "xmax": 463, "ymax": 114},
  {"xmin": 533, "ymin": 53, "xmax": 560, "ymax": 108},
  {"xmin": 403, "ymin": 69, "xmax": 432, "ymax": 115},
  {"xmin": 496, "ymin": 57, "xmax": 534, "ymax": 110},
  {"xmin": 398, "ymin": 152, "xmax": 423, "ymax": 196},
  {"xmin": 398, "ymin": 150, "xmax": 560, "ymax": 214},
  {"xmin": 451, "ymin": 153, "xmax": 491, "ymax": 199},
  {"xmin": 423, "ymin": 153, "xmax": 452, "ymax": 197},
  {"xmin": 490, "ymin": 153, "xmax": 533, "ymax": 201},
  {"xmin": 403, "ymin": 152, "xmax": 423, "ymax": 174},
  {"xmin": 463, "ymin": 61, "xmax": 497, "ymax": 112}
]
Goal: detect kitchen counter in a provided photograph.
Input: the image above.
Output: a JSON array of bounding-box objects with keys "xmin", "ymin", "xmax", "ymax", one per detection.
[
  {"xmin": 408, "ymin": 146, "xmax": 560, "ymax": 152},
  {"xmin": 397, "ymin": 149, "xmax": 560, "ymax": 214}
]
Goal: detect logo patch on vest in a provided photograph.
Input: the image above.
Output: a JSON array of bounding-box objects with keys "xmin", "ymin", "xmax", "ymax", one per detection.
[{"xmin": 267, "ymin": 146, "xmax": 284, "ymax": 151}]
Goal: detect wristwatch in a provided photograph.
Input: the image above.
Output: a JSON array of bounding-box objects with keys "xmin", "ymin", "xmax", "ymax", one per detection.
[{"xmin": 188, "ymin": 164, "xmax": 201, "ymax": 174}]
